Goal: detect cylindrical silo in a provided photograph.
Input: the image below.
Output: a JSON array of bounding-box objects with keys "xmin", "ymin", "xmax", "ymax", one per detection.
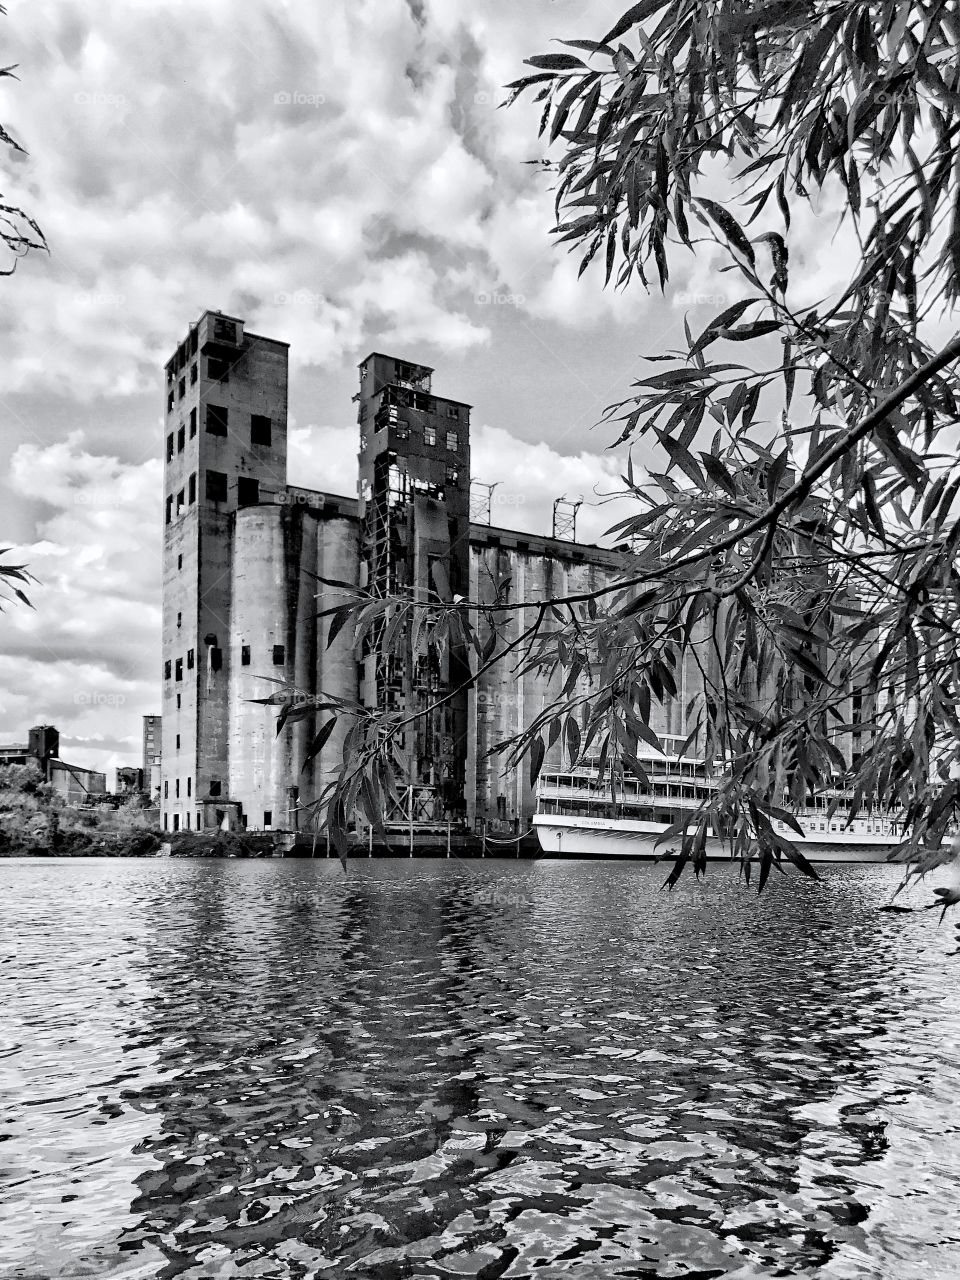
[{"xmin": 228, "ymin": 504, "xmax": 296, "ymax": 829}]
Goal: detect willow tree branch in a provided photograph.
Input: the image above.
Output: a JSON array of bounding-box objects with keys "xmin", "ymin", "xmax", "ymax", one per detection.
[{"xmin": 549, "ymin": 329, "xmax": 960, "ymax": 610}]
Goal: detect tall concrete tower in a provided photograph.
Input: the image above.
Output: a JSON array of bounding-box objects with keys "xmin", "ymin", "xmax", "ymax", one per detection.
[
  {"xmin": 160, "ymin": 311, "xmax": 289, "ymax": 832},
  {"xmin": 356, "ymin": 354, "xmax": 472, "ymax": 820}
]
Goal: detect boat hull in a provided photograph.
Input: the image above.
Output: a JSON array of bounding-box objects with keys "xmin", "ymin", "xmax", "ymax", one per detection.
[{"xmin": 532, "ymin": 816, "xmax": 901, "ymax": 864}]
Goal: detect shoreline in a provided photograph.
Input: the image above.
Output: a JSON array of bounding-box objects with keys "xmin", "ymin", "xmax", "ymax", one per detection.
[{"xmin": 0, "ymin": 829, "xmax": 541, "ymax": 859}]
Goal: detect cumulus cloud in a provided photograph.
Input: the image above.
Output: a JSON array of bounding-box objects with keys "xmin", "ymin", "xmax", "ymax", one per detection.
[
  {"xmin": 287, "ymin": 423, "xmax": 358, "ymax": 500},
  {"xmin": 471, "ymin": 423, "xmax": 638, "ymax": 545},
  {"xmin": 1, "ymin": 433, "xmax": 161, "ymax": 771},
  {"xmin": 0, "ymin": 0, "xmax": 682, "ymax": 400}
]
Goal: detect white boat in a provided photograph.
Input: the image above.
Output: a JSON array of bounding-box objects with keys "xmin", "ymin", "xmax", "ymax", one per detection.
[{"xmin": 533, "ymin": 749, "xmax": 904, "ymax": 864}]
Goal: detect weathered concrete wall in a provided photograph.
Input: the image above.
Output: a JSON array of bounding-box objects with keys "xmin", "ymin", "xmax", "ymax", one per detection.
[
  {"xmin": 48, "ymin": 761, "xmax": 107, "ymax": 802},
  {"xmin": 160, "ymin": 312, "xmax": 290, "ymax": 832},
  {"xmin": 226, "ymin": 502, "xmax": 360, "ymax": 832},
  {"xmin": 194, "ymin": 328, "xmax": 289, "ymax": 817},
  {"xmin": 228, "ymin": 505, "xmax": 297, "ymax": 829},
  {"xmin": 467, "ymin": 533, "xmax": 623, "ymax": 833},
  {"xmin": 194, "ymin": 504, "xmax": 233, "ymax": 811},
  {"xmin": 307, "ymin": 512, "xmax": 361, "ymax": 815},
  {"xmin": 160, "ymin": 487, "xmax": 199, "ymax": 829}
]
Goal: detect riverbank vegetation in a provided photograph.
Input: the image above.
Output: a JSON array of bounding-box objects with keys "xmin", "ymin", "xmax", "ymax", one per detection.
[{"xmin": 0, "ymin": 763, "xmax": 161, "ymax": 856}]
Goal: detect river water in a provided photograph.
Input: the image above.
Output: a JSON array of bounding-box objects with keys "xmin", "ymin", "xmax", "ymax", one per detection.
[{"xmin": 3, "ymin": 857, "xmax": 960, "ymax": 1279}]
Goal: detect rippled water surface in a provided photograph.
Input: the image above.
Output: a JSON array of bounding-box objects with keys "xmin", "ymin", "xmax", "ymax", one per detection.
[{"xmin": 5, "ymin": 858, "xmax": 960, "ymax": 1279}]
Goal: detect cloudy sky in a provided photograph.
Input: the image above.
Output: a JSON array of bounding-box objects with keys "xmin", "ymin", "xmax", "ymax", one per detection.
[{"xmin": 0, "ymin": 0, "xmax": 836, "ymax": 774}]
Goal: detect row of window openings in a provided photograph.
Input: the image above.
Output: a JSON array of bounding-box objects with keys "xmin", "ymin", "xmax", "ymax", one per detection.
[
  {"xmin": 167, "ymin": 365, "xmax": 196, "ymax": 410},
  {"xmin": 165, "ymin": 651, "xmax": 195, "ymax": 680},
  {"xmin": 362, "ymin": 390, "xmax": 459, "ymax": 421},
  {"xmin": 165, "ymin": 474, "xmax": 196, "ymax": 523},
  {"xmin": 163, "ymin": 778, "xmax": 269, "ymax": 805},
  {"xmin": 165, "ymin": 472, "xmax": 262, "ymax": 523},
  {"xmin": 359, "ymin": 468, "xmax": 461, "ymax": 510},
  {"xmin": 402, "ymin": 425, "xmax": 459, "ymax": 451},
  {"xmin": 364, "ymin": 421, "xmax": 459, "ymax": 451},
  {"xmin": 174, "ymin": 362, "xmax": 197, "ymax": 404},
  {"xmin": 164, "ymin": 643, "xmax": 285, "ymax": 679},
  {"xmin": 163, "ymin": 809, "xmax": 273, "ymax": 832},
  {"xmin": 167, "ymin": 409, "xmax": 272, "ymax": 460},
  {"xmin": 166, "ymin": 328, "xmax": 199, "ymax": 381},
  {"xmin": 166, "ymin": 355, "xmax": 242, "ymax": 411}
]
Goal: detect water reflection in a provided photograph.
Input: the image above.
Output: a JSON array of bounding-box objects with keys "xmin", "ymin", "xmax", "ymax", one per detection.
[
  {"xmin": 1, "ymin": 861, "xmax": 166, "ymax": 1277},
  {"xmin": 4, "ymin": 859, "xmax": 960, "ymax": 1278}
]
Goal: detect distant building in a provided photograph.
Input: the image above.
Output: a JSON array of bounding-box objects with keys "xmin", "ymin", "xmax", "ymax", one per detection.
[
  {"xmin": 29, "ymin": 724, "xmax": 60, "ymax": 765},
  {"xmin": 0, "ymin": 724, "xmax": 105, "ymax": 801},
  {"xmin": 142, "ymin": 714, "xmax": 161, "ymax": 799},
  {"xmin": 114, "ymin": 766, "xmax": 145, "ymax": 794},
  {"xmin": 142, "ymin": 715, "xmax": 161, "ymax": 772},
  {"xmin": 160, "ymin": 311, "xmax": 628, "ymax": 835},
  {"xmin": 47, "ymin": 760, "xmax": 107, "ymax": 803},
  {"xmin": 0, "ymin": 724, "xmax": 58, "ymax": 770}
]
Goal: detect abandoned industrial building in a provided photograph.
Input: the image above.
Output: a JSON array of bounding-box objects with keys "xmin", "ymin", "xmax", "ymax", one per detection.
[
  {"xmin": 0, "ymin": 724, "xmax": 107, "ymax": 802},
  {"xmin": 160, "ymin": 310, "xmax": 633, "ymax": 835}
]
